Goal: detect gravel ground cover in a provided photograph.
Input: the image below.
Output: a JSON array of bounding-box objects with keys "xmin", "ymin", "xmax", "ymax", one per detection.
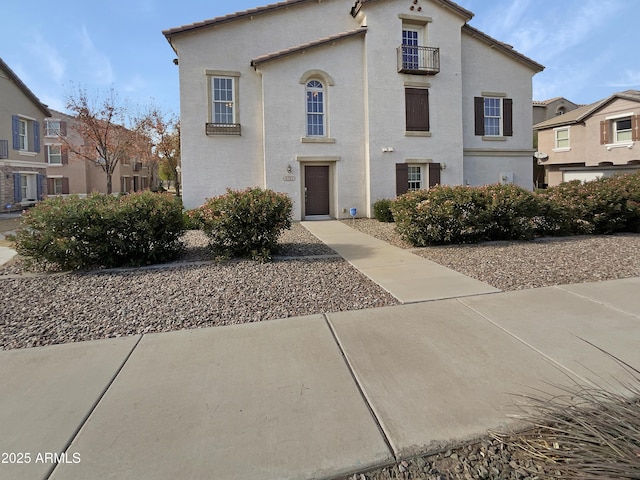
[
  {"xmin": 344, "ymin": 219, "xmax": 640, "ymax": 291},
  {"xmin": 0, "ymin": 223, "xmax": 398, "ymax": 350}
]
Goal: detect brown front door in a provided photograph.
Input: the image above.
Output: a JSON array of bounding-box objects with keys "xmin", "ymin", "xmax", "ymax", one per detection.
[{"xmin": 305, "ymin": 165, "xmax": 330, "ymax": 216}]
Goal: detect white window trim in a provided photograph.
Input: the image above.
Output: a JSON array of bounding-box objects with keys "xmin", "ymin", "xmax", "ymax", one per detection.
[
  {"xmin": 483, "ymin": 97, "xmax": 503, "ymax": 137},
  {"xmin": 407, "ymin": 164, "xmax": 423, "ymax": 191},
  {"xmin": 553, "ymin": 126, "xmax": 571, "ymax": 152},
  {"xmin": 18, "ymin": 118, "xmax": 28, "ymax": 151},
  {"xmin": 206, "ymin": 70, "xmax": 241, "ymax": 126},
  {"xmin": 305, "ymin": 79, "xmax": 326, "ymax": 137},
  {"xmin": 46, "ymin": 144, "xmax": 63, "ymax": 165},
  {"xmin": 45, "ymin": 119, "xmax": 62, "ymax": 137}
]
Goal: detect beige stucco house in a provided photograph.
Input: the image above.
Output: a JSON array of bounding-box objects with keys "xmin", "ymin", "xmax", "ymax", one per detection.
[
  {"xmin": 534, "ymin": 90, "xmax": 640, "ymax": 186},
  {"xmin": 44, "ymin": 110, "xmax": 153, "ymax": 197},
  {"xmin": 164, "ymin": 0, "xmax": 543, "ymax": 220},
  {"xmin": 532, "ymin": 97, "xmax": 580, "ymax": 126},
  {"xmin": 0, "ymin": 58, "xmax": 51, "ymax": 212}
]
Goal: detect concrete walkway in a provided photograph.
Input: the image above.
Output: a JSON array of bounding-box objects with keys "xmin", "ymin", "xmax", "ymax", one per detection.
[
  {"xmin": 1, "ymin": 223, "xmax": 640, "ymax": 480},
  {"xmin": 302, "ymin": 221, "xmax": 499, "ymax": 303}
]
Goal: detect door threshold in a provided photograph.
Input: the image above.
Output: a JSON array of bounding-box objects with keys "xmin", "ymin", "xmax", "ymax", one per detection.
[{"xmin": 303, "ymin": 215, "xmax": 332, "ymax": 221}]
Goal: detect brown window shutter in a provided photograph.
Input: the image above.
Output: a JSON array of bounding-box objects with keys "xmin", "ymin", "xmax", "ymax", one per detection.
[
  {"xmin": 474, "ymin": 97, "xmax": 485, "ymax": 135},
  {"xmin": 47, "ymin": 178, "xmax": 54, "ymax": 194},
  {"xmin": 62, "ymin": 177, "xmax": 70, "ymax": 195},
  {"xmin": 60, "ymin": 121, "xmax": 67, "ymax": 136},
  {"xmin": 405, "ymin": 88, "xmax": 429, "ymax": 131},
  {"xmin": 503, "ymin": 98, "xmax": 513, "ymax": 136},
  {"xmin": 632, "ymin": 115, "xmax": 640, "ymax": 141},
  {"xmin": 428, "ymin": 163, "xmax": 440, "ymax": 187},
  {"xmin": 600, "ymin": 120, "xmax": 609, "ymax": 144},
  {"xmin": 62, "ymin": 146, "xmax": 69, "ymax": 165},
  {"xmin": 396, "ymin": 163, "xmax": 408, "ymax": 196},
  {"xmin": 45, "ymin": 147, "xmax": 49, "ymax": 163}
]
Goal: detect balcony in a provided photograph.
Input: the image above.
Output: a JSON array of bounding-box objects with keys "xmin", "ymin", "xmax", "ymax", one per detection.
[
  {"xmin": 0, "ymin": 139, "xmax": 7, "ymax": 159},
  {"xmin": 206, "ymin": 123, "xmax": 241, "ymax": 136},
  {"xmin": 397, "ymin": 45, "xmax": 440, "ymax": 75}
]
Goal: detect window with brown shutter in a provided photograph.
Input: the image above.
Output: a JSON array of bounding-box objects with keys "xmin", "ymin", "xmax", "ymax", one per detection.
[
  {"xmin": 405, "ymin": 88, "xmax": 429, "ymax": 131},
  {"xmin": 428, "ymin": 163, "xmax": 441, "ymax": 187},
  {"xmin": 600, "ymin": 120, "xmax": 609, "ymax": 145},
  {"xmin": 474, "ymin": 96, "xmax": 513, "ymax": 136},
  {"xmin": 503, "ymin": 98, "xmax": 513, "ymax": 136},
  {"xmin": 474, "ymin": 97, "xmax": 485, "ymax": 135},
  {"xmin": 396, "ymin": 163, "xmax": 409, "ymax": 195}
]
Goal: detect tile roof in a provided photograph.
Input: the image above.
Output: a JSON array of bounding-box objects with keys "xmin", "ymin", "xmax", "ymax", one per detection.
[
  {"xmin": 0, "ymin": 58, "xmax": 51, "ymax": 117},
  {"xmin": 162, "ymin": 0, "xmax": 315, "ymax": 38},
  {"xmin": 533, "ymin": 90, "xmax": 640, "ymax": 130},
  {"xmin": 461, "ymin": 24, "xmax": 544, "ymax": 73},
  {"xmin": 251, "ymin": 28, "xmax": 367, "ymax": 68}
]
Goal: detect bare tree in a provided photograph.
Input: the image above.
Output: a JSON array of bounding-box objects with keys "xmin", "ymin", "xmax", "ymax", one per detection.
[
  {"xmin": 65, "ymin": 86, "xmax": 140, "ymax": 194},
  {"xmin": 137, "ymin": 108, "xmax": 181, "ymax": 196}
]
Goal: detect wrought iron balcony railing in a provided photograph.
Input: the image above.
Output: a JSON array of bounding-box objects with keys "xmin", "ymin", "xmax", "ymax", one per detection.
[
  {"xmin": 206, "ymin": 123, "xmax": 241, "ymax": 136},
  {"xmin": 397, "ymin": 45, "xmax": 440, "ymax": 75}
]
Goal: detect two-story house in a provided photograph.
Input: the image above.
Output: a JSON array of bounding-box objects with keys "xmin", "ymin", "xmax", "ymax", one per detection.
[
  {"xmin": 163, "ymin": 0, "xmax": 543, "ymax": 220},
  {"xmin": 534, "ymin": 90, "xmax": 640, "ymax": 185},
  {"xmin": 0, "ymin": 58, "xmax": 51, "ymax": 212},
  {"xmin": 44, "ymin": 109, "xmax": 153, "ymax": 196}
]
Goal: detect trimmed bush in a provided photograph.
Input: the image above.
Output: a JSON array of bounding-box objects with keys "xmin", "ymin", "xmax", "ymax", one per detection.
[
  {"xmin": 373, "ymin": 199, "xmax": 394, "ymax": 222},
  {"xmin": 15, "ymin": 191, "xmax": 186, "ymax": 270},
  {"xmin": 184, "ymin": 208, "xmax": 205, "ymax": 230},
  {"xmin": 539, "ymin": 172, "xmax": 640, "ymax": 235},
  {"xmin": 391, "ymin": 184, "xmax": 543, "ymax": 246},
  {"xmin": 199, "ymin": 187, "xmax": 292, "ymax": 261}
]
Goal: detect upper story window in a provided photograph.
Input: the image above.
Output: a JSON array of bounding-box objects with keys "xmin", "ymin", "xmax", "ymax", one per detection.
[
  {"xmin": 614, "ymin": 118, "xmax": 632, "ymax": 142},
  {"xmin": 600, "ymin": 114, "xmax": 638, "ymax": 147},
  {"xmin": 474, "ymin": 95, "xmax": 513, "ymax": 138},
  {"xmin": 554, "ymin": 127, "xmax": 570, "ymax": 151},
  {"xmin": 18, "ymin": 119, "xmax": 28, "ymax": 150},
  {"xmin": 12, "ymin": 115, "xmax": 40, "ymax": 153},
  {"xmin": 402, "ymin": 28, "xmax": 421, "ymax": 70},
  {"xmin": 206, "ymin": 71, "xmax": 241, "ymax": 136},
  {"xmin": 306, "ymin": 80, "xmax": 325, "ymax": 137},
  {"xmin": 212, "ymin": 77, "xmax": 235, "ymax": 124},
  {"xmin": 405, "ymin": 88, "xmax": 429, "ymax": 132},
  {"xmin": 46, "ymin": 144, "xmax": 63, "ymax": 164},
  {"xmin": 45, "ymin": 119, "xmax": 66, "ymax": 137}
]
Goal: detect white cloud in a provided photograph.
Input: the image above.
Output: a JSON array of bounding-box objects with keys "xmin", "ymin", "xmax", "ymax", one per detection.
[
  {"xmin": 78, "ymin": 25, "xmax": 115, "ymax": 85},
  {"xmin": 26, "ymin": 35, "xmax": 67, "ymax": 82},
  {"xmin": 606, "ymin": 70, "xmax": 640, "ymax": 88},
  {"xmin": 121, "ymin": 74, "xmax": 148, "ymax": 93}
]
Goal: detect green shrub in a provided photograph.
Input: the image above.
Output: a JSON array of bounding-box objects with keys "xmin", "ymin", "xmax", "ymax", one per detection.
[
  {"xmin": 373, "ymin": 199, "xmax": 395, "ymax": 222},
  {"xmin": 184, "ymin": 208, "xmax": 204, "ymax": 230},
  {"xmin": 199, "ymin": 187, "xmax": 292, "ymax": 261},
  {"xmin": 539, "ymin": 172, "xmax": 640, "ymax": 235},
  {"xmin": 15, "ymin": 191, "xmax": 185, "ymax": 270},
  {"xmin": 391, "ymin": 184, "xmax": 544, "ymax": 246}
]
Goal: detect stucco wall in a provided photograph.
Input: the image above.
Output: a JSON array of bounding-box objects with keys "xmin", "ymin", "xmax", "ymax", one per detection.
[{"xmin": 461, "ymin": 32, "xmax": 535, "ymax": 189}]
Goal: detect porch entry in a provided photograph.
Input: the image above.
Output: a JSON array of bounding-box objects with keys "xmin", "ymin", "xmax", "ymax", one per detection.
[{"xmin": 304, "ymin": 165, "xmax": 330, "ymax": 216}]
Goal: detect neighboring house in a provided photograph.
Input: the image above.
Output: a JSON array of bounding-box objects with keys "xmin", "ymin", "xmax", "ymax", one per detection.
[
  {"xmin": 532, "ymin": 97, "xmax": 580, "ymax": 125},
  {"xmin": 163, "ymin": 0, "xmax": 544, "ymax": 220},
  {"xmin": 532, "ymin": 97, "xmax": 580, "ymax": 187},
  {"xmin": 0, "ymin": 58, "xmax": 51, "ymax": 212},
  {"xmin": 534, "ymin": 90, "xmax": 640, "ymax": 186},
  {"xmin": 44, "ymin": 110, "xmax": 152, "ymax": 196}
]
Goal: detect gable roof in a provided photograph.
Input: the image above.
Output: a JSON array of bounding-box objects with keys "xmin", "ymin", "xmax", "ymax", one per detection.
[
  {"xmin": 251, "ymin": 27, "xmax": 367, "ymax": 68},
  {"xmin": 461, "ymin": 24, "xmax": 543, "ymax": 73},
  {"xmin": 351, "ymin": 0, "xmax": 473, "ymax": 20},
  {"xmin": 534, "ymin": 90, "xmax": 640, "ymax": 130},
  {"xmin": 0, "ymin": 58, "xmax": 51, "ymax": 117}
]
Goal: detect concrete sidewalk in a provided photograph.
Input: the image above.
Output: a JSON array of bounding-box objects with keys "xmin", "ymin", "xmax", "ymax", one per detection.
[
  {"xmin": 1, "ymin": 278, "xmax": 639, "ymax": 480},
  {"xmin": 302, "ymin": 221, "xmax": 499, "ymax": 303}
]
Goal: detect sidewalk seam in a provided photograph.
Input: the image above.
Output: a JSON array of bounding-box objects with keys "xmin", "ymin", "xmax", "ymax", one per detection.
[
  {"xmin": 45, "ymin": 334, "xmax": 145, "ymax": 480},
  {"xmin": 455, "ymin": 298, "xmax": 592, "ymax": 386},
  {"xmin": 553, "ymin": 285, "xmax": 640, "ymax": 320},
  {"xmin": 322, "ymin": 313, "xmax": 398, "ymax": 462}
]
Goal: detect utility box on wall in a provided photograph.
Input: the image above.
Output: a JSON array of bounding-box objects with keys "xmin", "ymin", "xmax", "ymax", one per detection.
[{"xmin": 499, "ymin": 170, "xmax": 513, "ymax": 184}]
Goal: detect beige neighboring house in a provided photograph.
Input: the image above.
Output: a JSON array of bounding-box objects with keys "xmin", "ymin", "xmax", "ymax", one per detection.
[
  {"xmin": 45, "ymin": 110, "xmax": 152, "ymax": 196},
  {"xmin": 534, "ymin": 90, "xmax": 640, "ymax": 186},
  {"xmin": 0, "ymin": 58, "xmax": 51, "ymax": 212},
  {"xmin": 163, "ymin": 0, "xmax": 544, "ymax": 220},
  {"xmin": 532, "ymin": 97, "xmax": 580, "ymax": 186},
  {"xmin": 532, "ymin": 97, "xmax": 580, "ymax": 125}
]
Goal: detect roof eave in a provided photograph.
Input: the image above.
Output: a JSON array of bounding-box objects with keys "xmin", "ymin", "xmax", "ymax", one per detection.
[{"xmin": 462, "ymin": 24, "xmax": 544, "ymax": 73}]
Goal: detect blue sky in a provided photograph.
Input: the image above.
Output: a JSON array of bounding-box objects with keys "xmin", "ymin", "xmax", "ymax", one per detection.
[{"xmin": 2, "ymin": 0, "xmax": 637, "ymax": 115}]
